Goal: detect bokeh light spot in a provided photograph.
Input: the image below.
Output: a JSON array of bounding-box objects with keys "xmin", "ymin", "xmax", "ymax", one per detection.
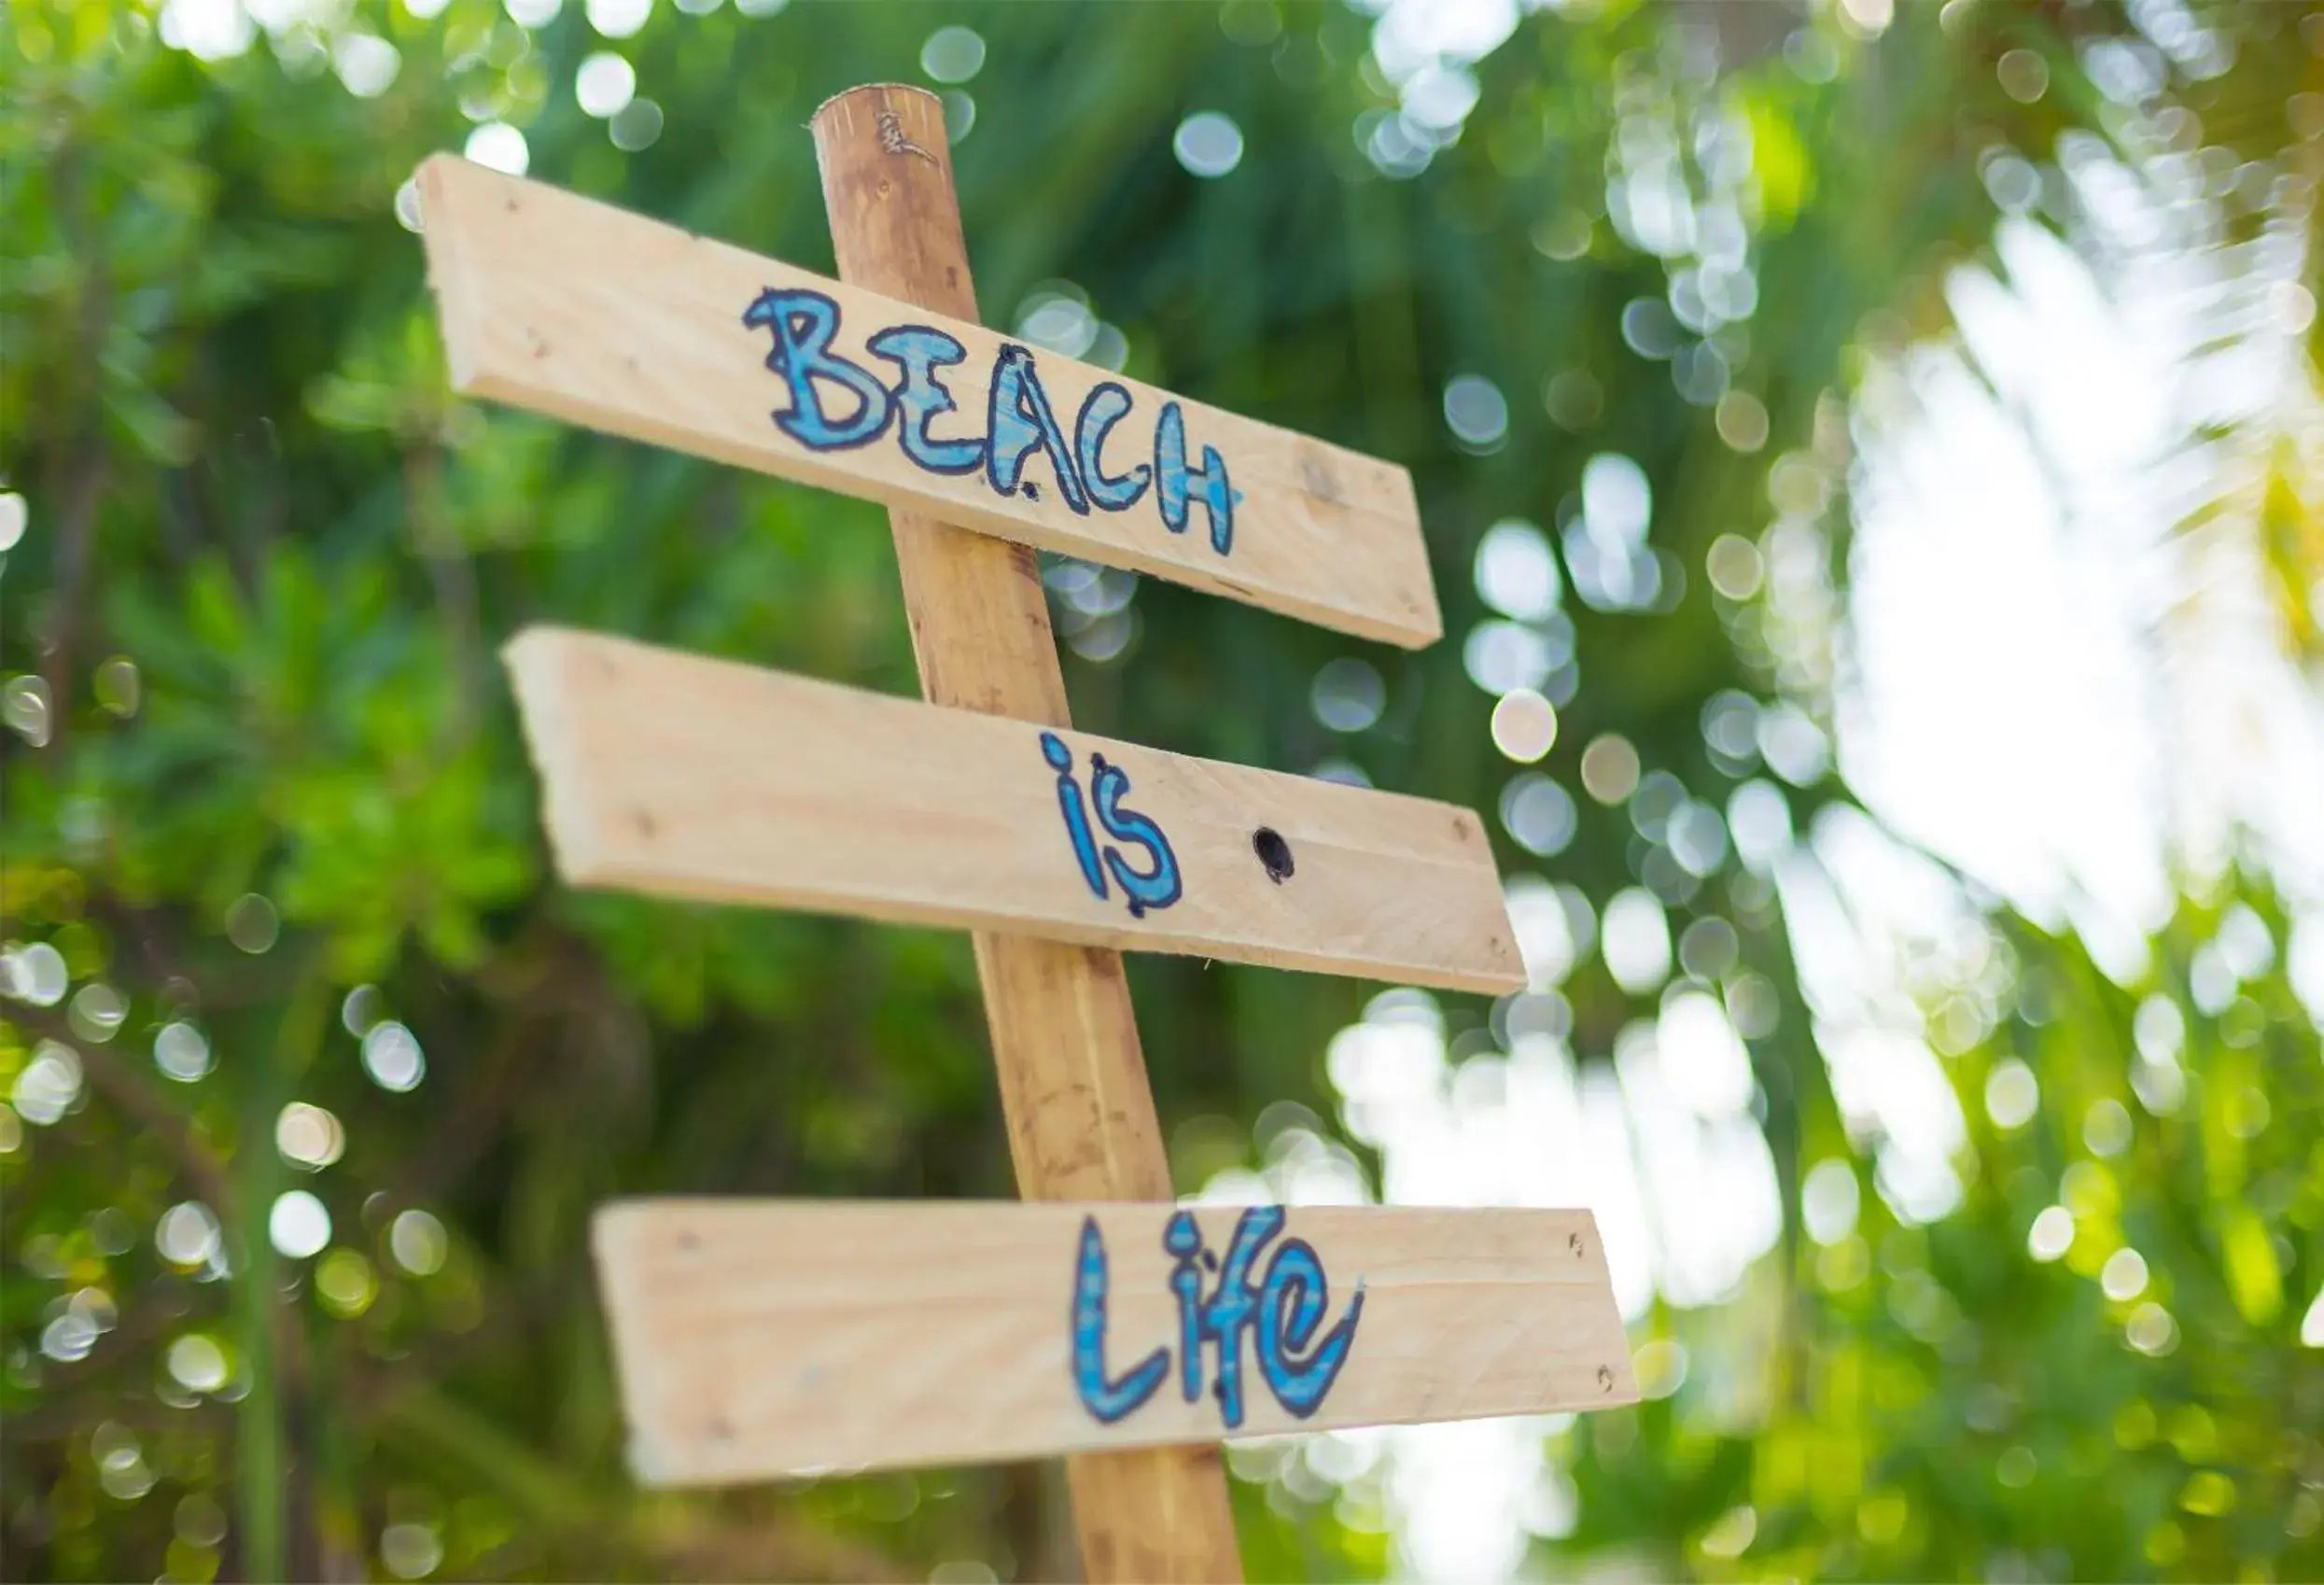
[
  {"xmin": 156, "ymin": 1201, "xmax": 222, "ymax": 1268},
  {"xmin": 1444, "ymin": 374, "xmax": 1509, "ymax": 450},
  {"xmin": 1678, "ymin": 917, "xmax": 1739, "ymax": 980},
  {"xmin": 1499, "ymin": 774, "xmax": 1576, "ymax": 857},
  {"xmin": 333, "ymin": 34, "xmax": 399, "ymax": 99},
  {"xmin": 2179, "ymin": 1471, "xmax": 2234, "ymax": 1517},
  {"xmin": 269, "ymin": 1191, "xmax": 332, "ymax": 1260},
  {"xmin": 1311, "ymin": 658, "xmax": 1385, "ymax": 734},
  {"xmin": 2028, "ymin": 1204, "xmax": 2074, "ymax": 1262},
  {"xmin": 225, "ymin": 892, "xmax": 279, "ymax": 954},
  {"xmin": 1705, "ymin": 534, "xmax": 1764, "ymax": 599},
  {"xmin": 93, "ymin": 655, "xmax": 141, "ymax": 716},
  {"xmin": 1543, "ymin": 369, "xmax": 1602, "ymax": 430},
  {"xmin": 464, "ymin": 122, "xmax": 530, "ymax": 176},
  {"xmin": 316, "ymin": 1249, "xmax": 378, "ymax": 1318},
  {"xmin": 1601, "ymin": 889, "xmax": 1672, "ymax": 994},
  {"xmin": 1473, "ymin": 519, "xmax": 1560, "ymax": 619},
  {"xmin": 942, "ymin": 91, "xmax": 976, "ymax": 144},
  {"xmin": 167, "ymin": 1335, "xmax": 230, "ymax": 1395},
  {"xmin": 4, "ymin": 940, "xmax": 67, "ymax": 1005},
  {"xmin": 14, "ymin": 1041, "xmax": 82, "ymax": 1126},
  {"xmin": 154, "ymin": 1021, "xmax": 212, "ymax": 1083},
  {"xmin": 3, "ymin": 674, "xmax": 51, "ymax": 747},
  {"xmin": 1715, "ymin": 390, "xmax": 1770, "ymax": 452},
  {"xmin": 1985, "ymin": 1059, "xmax": 2038, "ymax": 1129},
  {"xmin": 585, "ymin": 0, "xmax": 652, "ymax": 39},
  {"xmin": 390, "ymin": 1208, "xmax": 449, "ymax": 1276},
  {"xmin": 1579, "ymin": 735, "xmax": 1640, "ymax": 804},
  {"xmin": 1490, "ymin": 689, "xmax": 1557, "ymax": 763},
  {"xmin": 1997, "ymin": 48, "xmax": 2049, "ymax": 104},
  {"xmin": 276, "ymin": 1101, "xmax": 346, "ymax": 1170},
  {"xmin": 383, "ymin": 1522, "xmax": 444, "ymax": 1580},
  {"xmin": 1531, "ymin": 210, "xmax": 1591, "ymax": 262},
  {"xmin": 2128, "ymin": 1303, "xmax": 2177, "ymax": 1355},
  {"xmin": 920, "ymin": 25, "xmax": 986, "ymax": 83},
  {"xmin": 2101, "ymin": 1247, "xmax": 2149, "ymax": 1301},
  {"xmin": 362, "ymin": 1021, "xmax": 426, "ymax": 1092},
  {"xmin": 1802, "ymin": 1159, "xmax": 1860, "ymax": 1245},
  {"xmin": 68, "ymin": 982, "xmax": 125, "ymax": 1044},
  {"xmin": 1173, "ymin": 111, "xmax": 1244, "ymax": 177},
  {"xmin": 1464, "ymin": 621, "xmax": 1554, "ymax": 694},
  {"xmin": 2083, "ymin": 1098, "xmax": 2133, "ymax": 1158},
  {"xmin": 576, "ymin": 52, "xmax": 637, "ymax": 118},
  {"xmin": 609, "ymin": 99, "xmax": 665, "ymax": 151}
]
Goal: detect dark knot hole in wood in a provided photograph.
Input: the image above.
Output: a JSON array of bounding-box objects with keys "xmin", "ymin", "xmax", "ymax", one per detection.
[{"xmin": 1253, "ymin": 827, "xmax": 1294, "ymax": 884}]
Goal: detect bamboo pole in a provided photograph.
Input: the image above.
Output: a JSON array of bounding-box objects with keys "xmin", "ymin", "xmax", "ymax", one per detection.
[{"xmin": 810, "ymin": 84, "xmax": 1245, "ymax": 1584}]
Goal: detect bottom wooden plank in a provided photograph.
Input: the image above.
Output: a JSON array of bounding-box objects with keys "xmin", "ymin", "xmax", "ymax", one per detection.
[{"xmin": 594, "ymin": 1200, "xmax": 1639, "ymax": 1485}]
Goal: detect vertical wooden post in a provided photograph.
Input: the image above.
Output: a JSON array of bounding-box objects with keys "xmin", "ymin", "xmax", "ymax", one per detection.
[{"xmin": 811, "ymin": 85, "xmax": 1245, "ymax": 1584}]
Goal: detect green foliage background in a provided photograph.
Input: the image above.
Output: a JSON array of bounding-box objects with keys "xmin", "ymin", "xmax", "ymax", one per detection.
[{"xmin": 5, "ymin": 0, "xmax": 2322, "ymax": 1579}]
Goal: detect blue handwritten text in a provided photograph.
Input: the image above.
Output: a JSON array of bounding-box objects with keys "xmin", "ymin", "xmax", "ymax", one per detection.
[
  {"xmin": 743, "ymin": 288, "xmax": 1239, "ymax": 552},
  {"xmin": 1071, "ymin": 1207, "xmax": 1365, "ymax": 1430},
  {"xmin": 1041, "ymin": 731, "xmax": 1182, "ymax": 919}
]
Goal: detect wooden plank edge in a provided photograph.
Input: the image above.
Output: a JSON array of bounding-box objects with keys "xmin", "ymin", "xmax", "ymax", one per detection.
[
  {"xmin": 500, "ymin": 625, "xmax": 615, "ymax": 888},
  {"xmin": 414, "ymin": 155, "xmax": 491, "ymax": 395},
  {"xmin": 591, "ymin": 1204, "xmax": 696, "ymax": 1488}
]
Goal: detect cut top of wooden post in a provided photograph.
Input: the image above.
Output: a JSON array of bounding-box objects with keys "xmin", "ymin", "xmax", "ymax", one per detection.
[{"xmin": 415, "ymin": 153, "xmax": 1442, "ymax": 649}]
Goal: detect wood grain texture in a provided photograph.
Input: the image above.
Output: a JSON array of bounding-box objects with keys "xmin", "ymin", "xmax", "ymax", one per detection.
[
  {"xmin": 413, "ymin": 148, "xmax": 1440, "ymax": 649},
  {"xmin": 810, "ymin": 86, "xmax": 1240, "ymax": 1583},
  {"xmin": 503, "ymin": 625, "xmax": 1524, "ymax": 994},
  {"xmin": 594, "ymin": 1200, "xmax": 1640, "ymax": 1482}
]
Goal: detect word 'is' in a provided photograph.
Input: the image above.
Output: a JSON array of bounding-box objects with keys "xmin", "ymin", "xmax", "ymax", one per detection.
[
  {"xmin": 743, "ymin": 288, "xmax": 1241, "ymax": 554},
  {"xmin": 1072, "ymin": 1206, "xmax": 1364, "ymax": 1430},
  {"xmin": 1039, "ymin": 731, "xmax": 1181, "ymax": 919}
]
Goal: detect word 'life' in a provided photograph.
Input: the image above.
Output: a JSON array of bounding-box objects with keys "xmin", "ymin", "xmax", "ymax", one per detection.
[
  {"xmin": 742, "ymin": 288, "xmax": 1241, "ymax": 554},
  {"xmin": 1071, "ymin": 1206, "xmax": 1364, "ymax": 1430},
  {"xmin": 1039, "ymin": 731, "xmax": 1182, "ymax": 919}
]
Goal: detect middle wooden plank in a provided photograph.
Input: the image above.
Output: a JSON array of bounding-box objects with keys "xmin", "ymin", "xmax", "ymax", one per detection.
[{"xmin": 506, "ymin": 627, "xmax": 1523, "ymax": 994}]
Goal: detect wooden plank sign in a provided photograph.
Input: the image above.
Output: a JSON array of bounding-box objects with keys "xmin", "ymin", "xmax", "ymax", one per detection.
[
  {"xmin": 595, "ymin": 1200, "xmax": 1639, "ymax": 1482},
  {"xmin": 415, "ymin": 153, "xmax": 1442, "ymax": 649},
  {"xmin": 418, "ymin": 83, "xmax": 1633, "ymax": 1583},
  {"xmin": 505, "ymin": 626, "xmax": 1523, "ymax": 994}
]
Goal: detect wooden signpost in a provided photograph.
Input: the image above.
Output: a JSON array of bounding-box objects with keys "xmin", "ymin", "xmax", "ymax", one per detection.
[{"xmin": 419, "ymin": 84, "xmax": 1634, "ymax": 1582}]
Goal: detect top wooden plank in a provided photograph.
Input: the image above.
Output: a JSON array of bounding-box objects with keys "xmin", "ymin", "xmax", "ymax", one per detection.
[{"xmin": 414, "ymin": 154, "xmax": 1442, "ymax": 648}]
